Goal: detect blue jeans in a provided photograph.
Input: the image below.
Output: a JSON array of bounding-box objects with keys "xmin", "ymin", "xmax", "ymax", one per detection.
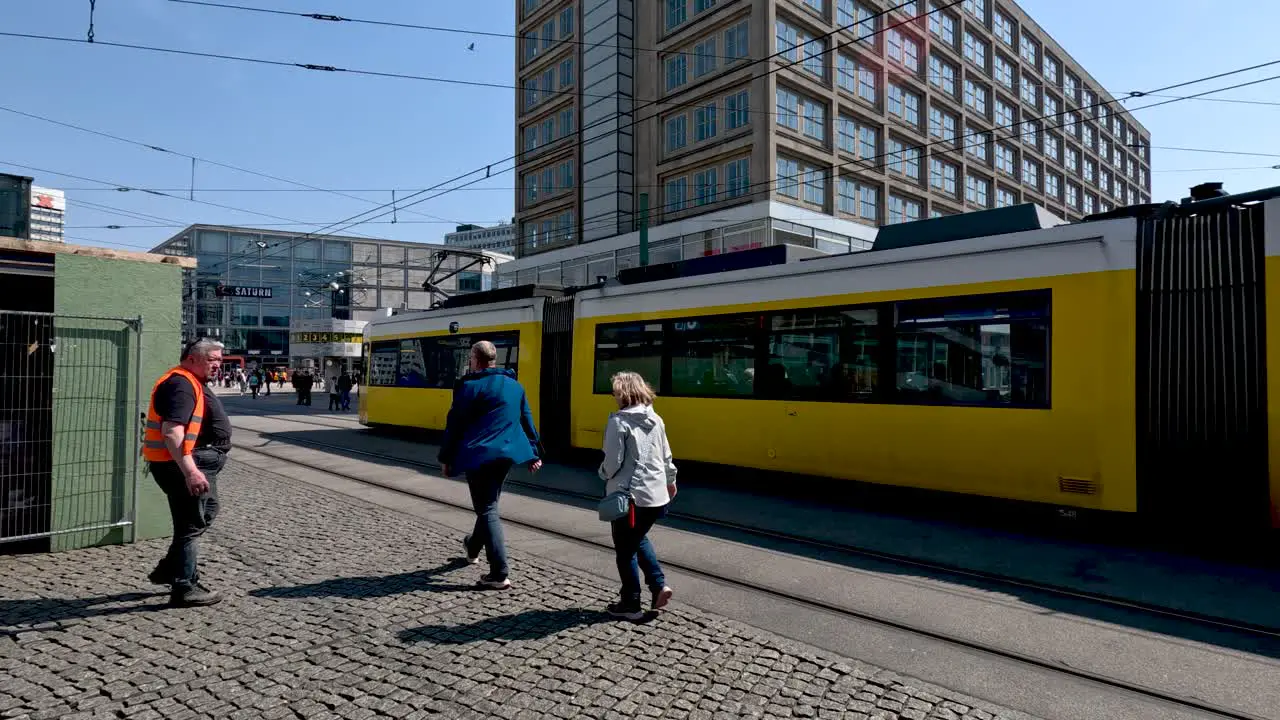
[
  {"xmin": 465, "ymin": 460, "xmax": 512, "ymax": 579},
  {"xmin": 150, "ymin": 448, "xmax": 224, "ymax": 591},
  {"xmin": 340, "ymin": 390, "xmax": 351, "ymax": 410},
  {"xmin": 611, "ymin": 504, "xmax": 668, "ymax": 604}
]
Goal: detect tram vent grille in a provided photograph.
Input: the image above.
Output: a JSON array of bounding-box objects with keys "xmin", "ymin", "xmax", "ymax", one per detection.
[{"xmin": 1058, "ymin": 477, "xmax": 1099, "ymax": 495}]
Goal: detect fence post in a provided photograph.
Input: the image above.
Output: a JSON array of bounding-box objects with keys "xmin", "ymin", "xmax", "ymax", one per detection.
[{"xmin": 131, "ymin": 315, "xmax": 144, "ymax": 543}]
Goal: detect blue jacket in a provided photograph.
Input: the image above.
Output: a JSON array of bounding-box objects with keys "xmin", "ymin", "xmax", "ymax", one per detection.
[{"xmin": 439, "ymin": 368, "xmax": 541, "ymax": 475}]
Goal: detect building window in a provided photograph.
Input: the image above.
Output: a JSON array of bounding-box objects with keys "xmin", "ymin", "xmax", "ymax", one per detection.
[
  {"xmin": 887, "ymin": 139, "xmax": 921, "ymax": 179},
  {"xmin": 666, "ymin": 0, "xmax": 687, "ymax": 30},
  {"xmin": 1045, "ymin": 133, "xmax": 1061, "ymax": 162},
  {"xmin": 928, "ymin": 3, "xmax": 956, "ymax": 45},
  {"xmin": 1044, "ymin": 56, "xmax": 1060, "ymax": 84},
  {"xmin": 695, "ymin": 104, "xmax": 717, "ymax": 141},
  {"xmin": 1067, "ymin": 183, "xmax": 1080, "ymax": 209},
  {"xmin": 888, "ymin": 30, "xmax": 920, "ymax": 72},
  {"xmin": 1084, "ymin": 158, "xmax": 1096, "ymax": 184},
  {"xmin": 837, "ymin": 54, "xmax": 856, "ymax": 94},
  {"xmin": 694, "ymin": 37, "xmax": 718, "ymax": 77},
  {"xmin": 929, "ymin": 54, "xmax": 956, "ymax": 96},
  {"xmin": 542, "ymin": 20, "xmax": 556, "ymax": 50},
  {"xmin": 994, "ymin": 99, "xmax": 1015, "ymax": 129},
  {"xmin": 1020, "ymin": 75, "xmax": 1038, "ymax": 108},
  {"xmin": 997, "ymin": 187, "xmax": 1016, "ymax": 207},
  {"xmin": 777, "ymin": 21, "xmax": 826, "ymax": 79},
  {"xmin": 803, "ymin": 99, "xmax": 826, "ymax": 141},
  {"xmin": 695, "ymin": 168, "xmax": 719, "ymax": 205},
  {"xmin": 929, "ymin": 158, "xmax": 959, "ymax": 196},
  {"xmin": 1065, "ymin": 111, "xmax": 1080, "ymax": 138},
  {"xmin": 966, "ymin": 128, "xmax": 990, "ymax": 163},
  {"xmin": 665, "ymin": 53, "xmax": 688, "ymax": 91},
  {"xmin": 560, "ymin": 7, "xmax": 574, "ymax": 38},
  {"xmin": 996, "ymin": 143, "xmax": 1016, "ymax": 175},
  {"xmin": 1045, "ymin": 172, "xmax": 1062, "ymax": 199},
  {"xmin": 727, "ymin": 158, "xmax": 750, "ymax": 197},
  {"xmin": 665, "ymin": 114, "xmax": 687, "ymax": 151},
  {"xmin": 665, "ymin": 177, "xmax": 687, "ymax": 212},
  {"xmin": 887, "ymin": 84, "xmax": 920, "ymax": 126},
  {"xmin": 1084, "ymin": 193, "xmax": 1096, "ymax": 214},
  {"xmin": 1044, "ymin": 94, "xmax": 1059, "ymax": 120},
  {"xmin": 839, "ymin": 117, "xmax": 877, "ymax": 160},
  {"xmin": 777, "ymin": 157, "xmax": 801, "ymax": 198},
  {"xmin": 1083, "ymin": 124, "xmax": 1095, "ymax": 150},
  {"xmin": 857, "ymin": 62, "xmax": 878, "ymax": 103},
  {"xmin": 838, "ymin": 177, "xmax": 879, "ymax": 222},
  {"xmin": 1020, "ymin": 32, "xmax": 1038, "ymax": 67},
  {"xmin": 726, "ymin": 90, "xmax": 749, "ymax": 129},
  {"xmin": 557, "ymin": 161, "xmax": 573, "ymax": 189},
  {"xmin": 1020, "ymin": 119, "xmax": 1039, "ymax": 149},
  {"xmin": 963, "ymin": 0, "xmax": 984, "ymax": 21},
  {"xmin": 803, "ymin": 166, "xmax": 826, "ymax": 205},
  {"xmin": 994, "ymin": 54, "xmax": 1013, "ymax": 88},
  {"xmin": 559, "ymin": 58, "xmax": 574, "ymax": 88},
  {"xmin": 929, "ymin": 107, "xmax": 958, "ymax": 143},
  {"xmin": 888, "ymin": 194, "xmax": 922, "ymax": 224},
  {"xmin": 725, "ymin": 21, "xmax": 749, "ymax": 61},
  {"xmin": 964, "ymin": 79, "xmax": 988, "ymax": 115},
  {"xmin": 993, "ymin": 9, "xmax": 1013, "ymax": 45},
  {"xmin": 1064, "ymin": 73, "xmax": 1079, "ymax": 102},
  {"xmin": 965, "ymin": 174, "xmax": 990, "ymax": 207},
  {"xmin": 1022, "ymin": 158, "xmax": 1040, "ymax": 189},
  {"xmin": 776, "ymin": 87, "xmax": 800, "ymax": 131},
  {"xmin": 962, "ymin": 31, "xmax": 986, "ymax": 69},
  {"xmin": 836, "ymin": 1, "xmax": 877, "ymax": 40},
  {"xmin": 1099, "ymin": 170, "xmax": 1111, "ymax": 193}
]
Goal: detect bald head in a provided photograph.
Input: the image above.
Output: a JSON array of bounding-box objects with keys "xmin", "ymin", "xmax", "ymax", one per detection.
[{"xmin": 470, "ymin": 340, "xmax": 497, "ymax": 369}]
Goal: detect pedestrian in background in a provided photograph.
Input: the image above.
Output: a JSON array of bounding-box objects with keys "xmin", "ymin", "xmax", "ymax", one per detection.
[
  {"xmin": 142, "ymin": 339, "xmax": 233, "ymax": 607},
  {"xmin": 293, "ymin": 369, "xmax": 313, "ymax": 406},
  {"xmin": 439, "ymin": 340, "xmax": 543, "ymax": 590},
  {"xmin": 248, "ymin": 370, "xmax": 260, "ymax": 399},
  {"xmin": 598, "ymin": 371, "xmax": 676, "ymax": 620},
  {"xmin": 338, "ymin": 370, "xmax": 354, "ymax": 411},
  {"xmin": 326, "ymin": 368, "xmax": 341, "ymax": 411}
]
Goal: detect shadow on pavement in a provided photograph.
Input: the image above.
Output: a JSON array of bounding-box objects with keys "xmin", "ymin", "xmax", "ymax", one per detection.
[
  {"xmin": 0, "ymin": 591, "xmax": 169, "ymax": 632},
  {"xmin": 250, "ymin": 559, "xmax": 484, "ymax": 599},
  {"xmin": 397, "ymin": 607, "xmax": 612, "ymax": 645}
]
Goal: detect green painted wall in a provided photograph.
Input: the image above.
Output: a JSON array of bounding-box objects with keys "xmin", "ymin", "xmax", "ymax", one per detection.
[{"xmin": 50, "ymin": 253, "xmax": 183, "ymax": 551}]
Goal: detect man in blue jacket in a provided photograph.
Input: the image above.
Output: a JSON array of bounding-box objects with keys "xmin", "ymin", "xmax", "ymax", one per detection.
[{"xmin": 439, "ymin": 340, "xmax": 542, "ymax": 589}]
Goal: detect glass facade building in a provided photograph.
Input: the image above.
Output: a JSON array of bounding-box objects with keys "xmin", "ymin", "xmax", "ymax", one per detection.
[{"xmin": 151, "ymin": 225, "xmax": 509, "ymax": 367}]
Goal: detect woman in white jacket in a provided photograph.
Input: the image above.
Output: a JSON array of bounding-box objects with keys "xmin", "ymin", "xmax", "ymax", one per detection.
[{"xmin": 599, "ymin": 371, "xmax": 677, "ymax": 619}]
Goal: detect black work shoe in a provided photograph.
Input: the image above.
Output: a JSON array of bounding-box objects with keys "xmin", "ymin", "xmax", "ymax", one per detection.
[
  {"xmin": 476, "ymin": 574, "xmax": 510, "ymax": 590},
  {"xmin": 169, "ymin": 583, "xmax": 222, "ymax": 608},
  {"xmin": 147, "ymin": 566, "xmax": 170, "ymax": 586},
  {"xmin": 607, "ymin": 601, "xmax": 645, "ymax": 621}
]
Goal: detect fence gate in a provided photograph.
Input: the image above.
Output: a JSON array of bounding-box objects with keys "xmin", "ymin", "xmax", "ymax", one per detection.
[
  {"xmin": 539, "ymin": 297, "xmax": 575, "ymax": 456},
  {"xmin": 0, "ymin": 310, "xmax": 144, "ymax": 550},
  {"xmin": 1136, "ymin": 204, "xmax": 1270, "ymax": 530}
]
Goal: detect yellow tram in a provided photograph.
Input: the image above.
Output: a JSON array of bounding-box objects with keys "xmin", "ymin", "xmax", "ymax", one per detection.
[{"xmin": 364, "ymin": 189, "xmax": 1280, "ymax": 529}]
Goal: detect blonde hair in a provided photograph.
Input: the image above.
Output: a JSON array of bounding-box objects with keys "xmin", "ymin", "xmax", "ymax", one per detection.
[{"xmin": 611, "ymin": 371, "xmax": 655, "ymax": 408}]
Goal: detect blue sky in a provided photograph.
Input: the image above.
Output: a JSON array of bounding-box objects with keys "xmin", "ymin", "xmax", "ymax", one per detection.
[{"xmin": 2, "ymin": 0, "xmax": 1278, "ymax": 253}]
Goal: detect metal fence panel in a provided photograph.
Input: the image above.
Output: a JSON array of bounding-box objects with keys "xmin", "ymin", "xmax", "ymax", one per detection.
[{"xmin": 0, "ymin": 310, "xmax": 142, "ymax": 547}]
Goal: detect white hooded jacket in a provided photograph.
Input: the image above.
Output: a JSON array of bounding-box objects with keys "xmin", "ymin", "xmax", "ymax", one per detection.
[{"xmin": 598, "ymin": 404, "xmax": 677, "ymax": 508}]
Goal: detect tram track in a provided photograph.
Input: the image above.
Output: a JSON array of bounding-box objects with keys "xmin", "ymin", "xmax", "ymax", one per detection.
[
  {"xmin": 230, "ymin": 419, "xmax": 1277, "ymax": 720},
  {"xmin": 228, "ymin": 413, "xmax": 1280, "ymax": 641}
]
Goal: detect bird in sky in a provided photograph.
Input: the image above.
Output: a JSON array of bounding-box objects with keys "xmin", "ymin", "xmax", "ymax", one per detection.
[{"xmin": 467, "ymin": 42, "xmax": 475, "ymax": 51}]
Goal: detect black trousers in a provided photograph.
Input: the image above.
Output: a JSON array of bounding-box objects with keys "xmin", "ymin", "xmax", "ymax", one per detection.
[{"xmin": 149, "ymin": 447, "xmax": 226, "ymax": 591}]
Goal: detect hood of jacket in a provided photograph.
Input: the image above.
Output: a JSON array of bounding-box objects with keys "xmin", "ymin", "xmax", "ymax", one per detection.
[
  {"xmin": 615, "ymin": 404, "xmax": 658, "ymax": 430},
  {"xmin": 464, "ymin": 367, "xmax": 516, "ymax": 381}
]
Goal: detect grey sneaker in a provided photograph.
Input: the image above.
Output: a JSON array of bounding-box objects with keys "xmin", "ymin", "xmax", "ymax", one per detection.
[
  {"xmin": 462, "ymin": 535, "xmax": 479, "ymax": 565},
  {"xmin": 476, "ymin": 574, "xmax": 510, "ymax": 590},
  {"xmin": 607, "ymin": 601, "xmax": 645, "ymax": 621},
  {"xmin": 169, "ymin": 583, "xmax": 222, "ymax": 608}
]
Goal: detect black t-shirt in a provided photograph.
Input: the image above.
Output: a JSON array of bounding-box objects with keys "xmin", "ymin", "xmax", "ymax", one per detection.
[{"xmin": 154, "ymin": 375, "xmax": 232, "ymax": 451}]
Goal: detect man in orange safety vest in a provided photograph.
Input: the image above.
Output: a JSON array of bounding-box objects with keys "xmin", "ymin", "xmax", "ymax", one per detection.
[{"xmin": 142, "ymin": 338, "xmax": 233, "ymax": 607}]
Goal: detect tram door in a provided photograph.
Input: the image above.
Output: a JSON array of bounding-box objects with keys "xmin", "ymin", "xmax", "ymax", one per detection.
[
  {"xmin": 539, "ymin": 297, "xmax": 575, "ymax": 457},
  {"xmin": 1135, "ymin": 203, "xmax": 1271, "ymax": 530}
]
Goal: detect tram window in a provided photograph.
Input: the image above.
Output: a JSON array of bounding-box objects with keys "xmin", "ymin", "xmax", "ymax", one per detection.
[
  {"xmin": 430, "ymin": 332, "xmax": 520, "ymax": 388},
  {"xmin": 765, "ymin": 310, "xmax": 842, "ymax": 399},
  {"xmin": 669, "ymin": 316, "xmax": 757, "ymax": 397},
  {"xmin": 594, "ymin": 323, "xmax": 663, "ymax": 394},
  {"xmin": 839, "ymin": 308, "xmax": 880, "ymax": 401},
  {"xmin": 369, "ymin": 341, "xmax": 400, "ymax": 386},
  {"xmin": 893, "ymin": 291, "xmax": 1049, "ymax": 407}
]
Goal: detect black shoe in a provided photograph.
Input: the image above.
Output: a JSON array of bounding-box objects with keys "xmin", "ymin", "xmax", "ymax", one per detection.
[
  {"xmin": 147, "ymin": 565, "xmax": 170, "ymax": 586},
  {"xmin": 476, "ymin": 574, "xmax": 510, "ymax": 590},
  {"xmin": 169, "ymin": 583, "xmax": 222, "ymax": 608},
  {"xmin": 607, "ymin": 601, "xmax": 645, "ymax": 621}
]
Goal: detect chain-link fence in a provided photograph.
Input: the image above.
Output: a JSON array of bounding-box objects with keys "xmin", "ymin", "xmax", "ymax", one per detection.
[{"xmin": 0, "ymin": 310, "xmax": 143, "ymax": 549}]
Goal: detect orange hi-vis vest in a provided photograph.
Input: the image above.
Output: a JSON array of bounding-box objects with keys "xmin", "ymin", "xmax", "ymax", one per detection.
[{"xmin": 141, "ymin": 367, "xmax": 206, "ymax": 462}]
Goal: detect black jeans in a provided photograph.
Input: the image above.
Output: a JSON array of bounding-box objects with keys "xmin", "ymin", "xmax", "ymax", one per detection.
[
  {"xmin": 328, "ymin": 393, "xmax": 340, "ymax": 411},
  {"xmin": 150, "ymin": 447, "xmax": 225, "ymax": 591},
  {"xmin": 464, "ymin": 460, "xmax": 513, "ymax": 579},
  {"xmin": 611, "ymin": 504, "xmax": 668, "ymax": 604}
]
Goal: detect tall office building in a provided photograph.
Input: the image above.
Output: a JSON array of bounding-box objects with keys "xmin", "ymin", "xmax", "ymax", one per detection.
[
  {"xmin": 444, "ymin": 222, "xmax": 517, "ymax": 254},
  {"xmin": 513, "ymin": 0, "xmax": 1151, "ymax": 262}
]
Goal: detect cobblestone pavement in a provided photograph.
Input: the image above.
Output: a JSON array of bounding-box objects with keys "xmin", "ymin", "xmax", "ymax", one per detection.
[{"xmin": 1, "ymin": 461, "xmax": 1028, "ymax": 720}]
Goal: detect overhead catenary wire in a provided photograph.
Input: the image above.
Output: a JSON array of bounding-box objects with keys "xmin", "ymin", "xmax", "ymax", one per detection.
[{"xmin": 0, "ymin": 103, "xmax": 454, "ymax": 228}]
